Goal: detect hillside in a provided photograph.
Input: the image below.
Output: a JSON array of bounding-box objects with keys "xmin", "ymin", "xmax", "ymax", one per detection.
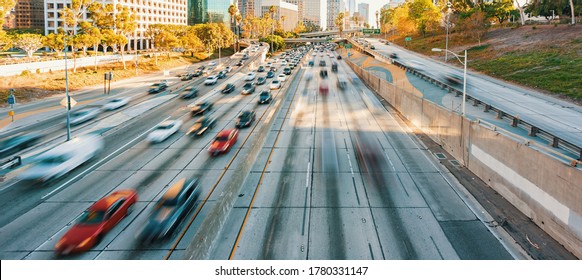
[{"xmin": 396, "ymin": 24, "xmax": 582, "ymax": 103}]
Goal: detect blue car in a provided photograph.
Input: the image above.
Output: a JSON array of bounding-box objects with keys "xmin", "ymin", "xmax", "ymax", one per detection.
[{"xmin": 138, "ymin": 178, "xmax": 201, "ymax": 242}]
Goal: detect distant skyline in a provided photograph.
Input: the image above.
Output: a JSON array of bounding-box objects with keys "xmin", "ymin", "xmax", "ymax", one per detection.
[{"xmin": 354, "ymin": 0, "xmax": 390, "ymax": 28}]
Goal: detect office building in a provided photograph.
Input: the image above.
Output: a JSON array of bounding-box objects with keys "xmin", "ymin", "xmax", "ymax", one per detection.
[
  {"xmin": 259, "ymin": 0, "xmax": 297, "ymax": 31},
  {"xmin": 357, "ymin": 2, "xmax": 368, "ymax": 25},
  {"xmin": 45, "ymin": 0, "xmax": 187, "ymax": 50},
  {"xmin": 326, "ymin": 0, "xmax": 340, "ymax": 30},
  {"xmin": 303, "ymin": 0, "xmax": 325, "ymax": 31},
  {"xmin": 189, "ymin": 0, "xmax": 233, "ymax": 24},
  {"xmin": 7, "ymin": 0, "xmax": 45, "ymax": 30}
]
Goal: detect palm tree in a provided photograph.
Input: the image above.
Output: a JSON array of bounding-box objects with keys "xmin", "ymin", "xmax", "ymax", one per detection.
[
  {"xmin": 335, "ymin": 12, "xmax": 345, "ymax": 38},
  {"xmin": 281, "ymin": 15, "xmax": 286, "ymax": 31},
  {"xmin": 235, "ymin": 13, "xmax": 243, "ymax": 51},
  {"xmin": 228, "ymin": 4, "xmax": 238, "ymax": 51},
  {"xmin": 268, "ymin": 5, "xmax": 277, "ymax": 52}
]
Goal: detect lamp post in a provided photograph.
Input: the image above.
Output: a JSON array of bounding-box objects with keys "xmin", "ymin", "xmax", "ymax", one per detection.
[
  {"xmin": 432, "ymin": 48, "xmax": 467, "ymax": 116},
  {"xmin": 64, "ymin": 24, "xmax": 72, "ymax": 141},
  {"xmin": 445, "ymin": 1, "xmax": 451, "ymax": 62}
]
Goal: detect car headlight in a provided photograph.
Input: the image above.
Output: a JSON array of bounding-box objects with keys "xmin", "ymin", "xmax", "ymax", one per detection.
[{"xmin": 77, "ymin": 237, "xmax": 93, "ymax": 248}]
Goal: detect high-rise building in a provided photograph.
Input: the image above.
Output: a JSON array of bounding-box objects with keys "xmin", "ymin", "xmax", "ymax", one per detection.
[
  {"xmin": 259, "ymin": 0, "xmax": 297, "ymax": 31},
  {"xmin": 189, "ymin": 0, "xmax": 234, "ymax": 24},
  {"xmin": 326, "ymin": 0, "xmax": 340, "ymax": 30},
  {"xmin": 8, "ymin": 0, "xmax": 45, "ymax": 30},
  {"xmin": 45, "ymin": 0, "xmax": 188, "ymax": 51},
  {"xmin": 284, "ymin": 0, "xmax": 302, "ymax": 23},
  {"xmin": 303, "ymin": 0, "xmax": 325, "ymax": 31},
  {"xmin": 348, "ymin": 0, "xmax": 355, "ymax": 14},
  {"xmin": 357, "ymin": 2, "xmax": 368, "ymax": 25}
]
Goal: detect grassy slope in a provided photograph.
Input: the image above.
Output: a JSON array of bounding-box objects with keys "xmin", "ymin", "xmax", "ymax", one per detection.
[
  {"xmin": 392, "ymin": 25, "xmax": 582, "ymax": 101},
  {"xmin": 0, "ymin": 48, "xmax": 235, "ymax": 105}
]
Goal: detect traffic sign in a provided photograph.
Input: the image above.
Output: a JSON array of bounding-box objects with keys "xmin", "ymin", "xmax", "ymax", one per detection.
[
  {"xmin": 345, "ymin": 43, "xmax": 352, "ymax": 49},
  {"xmin": 405, "ymin": 37, "xmax": 412, "ymax": 41},
  {"xmin": 8, "ymin": 111, "xmax": 14, "ymax": 116},
  {"xmin": 363, "ymin": 29, "xmax": 380, "ymax": 35},
  {"xmin": 7, "ymin": 94, "xmax": 15, "ymax": 105},
  {"xmin": 60, "ymin": 97, "xmax": 77, "ymax": 109}
]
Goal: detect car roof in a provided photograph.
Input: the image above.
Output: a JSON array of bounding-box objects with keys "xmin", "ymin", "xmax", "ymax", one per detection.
[
  {"xmin": 159, "ymin": 120, "xmax": 176, "ymax": 126},
  {"xmin": 217, "ymin": 129, "xmax": 235, "ymax": 138},
  {"xmin": 161, "ymin": 178, "xmax": 187, "ymax": 201},
  {"xmin": 90, "ymin": 190, "xmax": 135, "ymax": 211}
]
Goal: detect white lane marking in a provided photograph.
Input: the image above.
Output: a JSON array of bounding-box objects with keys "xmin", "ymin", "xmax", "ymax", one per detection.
[
  {"xmin": 305, "ymin": 161, "xmax": 311, "ymax": 189},
  {"xmin": 41, "ymin": 116, "xmax": 171, "ymax": 200},
  {"xmin": 384, "ymin": 151, "xmax": 396, "ymax": 171}
]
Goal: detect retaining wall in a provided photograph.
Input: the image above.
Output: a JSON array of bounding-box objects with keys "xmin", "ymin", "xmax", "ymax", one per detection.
[{"xmin": 345, "ymin": 59, "xmax": 582, "ymax": 258}]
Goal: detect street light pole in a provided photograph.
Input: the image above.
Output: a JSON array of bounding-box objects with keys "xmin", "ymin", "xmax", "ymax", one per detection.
[
  {"xmin": 445, "ymin": 2, "xmax": 451, "ymax": 62},
  {"xmin": 64, "ymin": 24, "xmax": 71, "ymax": 141},
  {"xmin": 432, "ymin": 48, "xmax": 467, "ymax": 116}
]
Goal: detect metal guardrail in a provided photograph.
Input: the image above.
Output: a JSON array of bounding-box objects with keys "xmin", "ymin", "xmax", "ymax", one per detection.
[{"xmin": 346, "ymin": 39, "xmax": 582, "ymax": 161}]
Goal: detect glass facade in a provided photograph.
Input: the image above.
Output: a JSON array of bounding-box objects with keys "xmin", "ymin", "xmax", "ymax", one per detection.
[{"xmin": 189, "ymin": 0, "xmax": 233, "ymax": 25}]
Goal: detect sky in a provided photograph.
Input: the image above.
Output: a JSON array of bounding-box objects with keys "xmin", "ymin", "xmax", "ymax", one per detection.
[{"xmin": 355, "ymin": 0, "xmax": 391, "ymax": 27}]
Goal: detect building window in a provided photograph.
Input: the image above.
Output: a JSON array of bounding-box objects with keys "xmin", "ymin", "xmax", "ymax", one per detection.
[
  {"xmin": 57, "ymin": 4, "xmax": 63, "ymax": 9},
  {"xmin": 48, "ymin": 3, "xmax": 54, "ymax": 9}
]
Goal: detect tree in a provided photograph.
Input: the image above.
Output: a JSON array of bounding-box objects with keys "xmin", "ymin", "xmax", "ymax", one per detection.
[
  {"xmin": 335, "ymin": 12, "xmax": 345, "ymax": 38},
  {"xmin": 89, "ymin": 3, "xmax": 136, "ymax": 69},
  {"xmin": 281, "ymin": 15, "xmax": 287, "ymax": 30},
  {"xmin": 514, "ymin": 0, "xmax": 526, "ymax": 25},
  {"xmin": 43, "ymin": 32, "xmax": 65, "ymax": 56},
  {"xmin": 408, "ymin": 0, "xmax": 442, "ymax": 36},
  {"xmin": 393, "ymin": 5, "xmax": 416, "ymax": 36},
  {"xmin": 0, "ymin": 0, "xmax": 16, "ymax": 27},
  {"xmin": 181, "ymin": 27, "xmax": 204, "ymax": 57},
  {"xmin": 460, "ymin": 10, "xmax": 489, "ymax": 45},
  {"xmin": 13, "ymin": 33, "xmax": 44, "ymax": 58},
  {"xmin": 113, "ymin": 4, "xmax": 137, "ymax": 69},
  {"xmin": 60, "ymin": 0, "xmax": 93, "ymax": 72},
  {"xmin": 259, "ymin": 35, "xmax": 285, "ymax": 52},
  {"xmin": 100, "ymin": 29, "xmax": 116, "ymax": 55},
  {"xmin": 228, "ymin": 4, "xmax": 238, "ymax": 51},
  {"xmin": 293, "ymin": 21, "xmax": 307, "ymax": 33}
]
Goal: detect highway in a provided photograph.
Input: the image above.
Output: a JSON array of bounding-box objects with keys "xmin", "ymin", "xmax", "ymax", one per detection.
[
  {"xmin": 0, "ymin": 44, "xmax": 520, "ymax": 260},
  {"xmin": 365, "ymin": 38, "xmax": 582, "ymax": 151}
]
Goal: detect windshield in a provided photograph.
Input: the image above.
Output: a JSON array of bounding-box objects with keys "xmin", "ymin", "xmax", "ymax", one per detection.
[
  {"xmin": 72, "ymin": 111, "xmax": 89, "ymax": 117},
  {"xmin": 216, "ymin": 136, "xmax": 229, "ymax": 142},
  {"xmin": 157, "ymin": 124, "xmax": 174, "ymax": 130},
  {"xmin": 78, "ymin": 210, "xmax": 105, "ymax": 224},
  {"xmin": 39, "ymin": 154, "xmax": 70, "ymax": 165},
  {"xmin": 260, "ymin": 92, "xmax": 269, "ymax": 97}
]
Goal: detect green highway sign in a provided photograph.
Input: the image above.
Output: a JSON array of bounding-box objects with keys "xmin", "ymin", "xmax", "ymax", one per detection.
[
  {"xmin": 405, "ymin": 37, "xmax": 412, "ymax": 41},
  {"xmin": 345, "ymin": 43, "xmax": 352, "ymax": 49},
  {"xmin": 363, "ymin": 28, "xmax": 380, "ymax": 34}
]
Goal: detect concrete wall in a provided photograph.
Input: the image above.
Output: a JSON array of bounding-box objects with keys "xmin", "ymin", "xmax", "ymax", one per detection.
[
  {"xmin": 0, "ymin": 54, "xmax": 137, "ymax": 77},
  {"xmin": 346, "ymin": 59, "xmax": 582, "ymax": 258}
]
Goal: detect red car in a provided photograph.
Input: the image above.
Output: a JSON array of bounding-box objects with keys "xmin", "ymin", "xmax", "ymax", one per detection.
[
  {"xmin": 54, "ymin": 189, "xmax": 138, "ymax": 255},
  {"xmin": 319, "ymin": 82, "xmax": 329, "ymax": 96},
  {"xmin": 208, "ymin": 129, "xmax": 238, "ymax": 156}
]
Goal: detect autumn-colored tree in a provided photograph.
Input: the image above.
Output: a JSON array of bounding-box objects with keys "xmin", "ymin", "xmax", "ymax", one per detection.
[
  {"xmin": 228, "ymin": 4, "xmax": 238, "ymax": 51},
  {"xmin": 335, "ymin": 12, "xmax": 345, "ymax": 38},
  {"xmin": 393, "ymin": 5, "xmax": 416, "ymax": 36},
  {"xmin": 460, "ymin": 10, "xmax": 489, "ymax": 45},
  {"xmin": 293, "ymin": 21, "xmax": 307, "ymax": 34},
  {"xmin": 13, "ymin": 33, "xmax": 44, "ymax": 58},
  {"xmin": 43, "ymin": 31, "xmax": 65, "ymax": 57}
]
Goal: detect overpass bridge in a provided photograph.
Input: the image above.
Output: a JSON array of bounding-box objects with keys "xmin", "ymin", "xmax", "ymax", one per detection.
[{"xmin": 298, "ymin": 28, "xmax": 362, "ymax": 38}]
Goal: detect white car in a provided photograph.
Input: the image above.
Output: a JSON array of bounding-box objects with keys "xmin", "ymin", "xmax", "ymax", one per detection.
[
  {"xmin": 277, "ymin": 74, "xmax": 287, "ymax": 82},
  {"xmin": 208, "ymin": 61, "xmax": 217, "ymax": 66},
  {"xmin": 103, "ymin": 97, "xmax": 131, "ymax": 111},
  {"xmin": 204, "ymin": 76, "xmax": 218, "ymax": 85},
  {"xmin": 70, "ymin": 108, "xmax": 100, "ymax": 125},
  {"xmin": 224, "ymin": 66, "xmax": 232, "ymax": 73},
  {"xmin": 273, "ymin": 58, "xmax": 279, "ymax": 63},
  {"xmin": 244, "ymin": 72, "xmax": 257, "ymax": 81},
  {"xmin": 269, "ymin": 80, "xmax": 281, "ymax": 90},
  {"xmin": 266, "ymin": 62, "xmax": 272, "ymax": 67},
  {"xmin": 281, "ymin": 60, "xmax": 287, "ymax": 65},
  {"xmin": 147, "ymin": 120, "xmax": 183, "ymax": 143},
  {"xmin": 19, "ymin": 134, "xmax": 104, "ymax": 182}
]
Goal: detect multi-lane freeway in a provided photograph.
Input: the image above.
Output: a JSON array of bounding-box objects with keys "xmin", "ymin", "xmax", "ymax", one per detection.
[{"xmin": 0, "ymin": 43, "xmax": 525, "ymax": 260}]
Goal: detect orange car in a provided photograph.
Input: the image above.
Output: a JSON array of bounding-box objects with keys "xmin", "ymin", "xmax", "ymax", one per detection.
[{"xmin": 55, "ymin": 189, "xmax": 138, "ymax": 255}]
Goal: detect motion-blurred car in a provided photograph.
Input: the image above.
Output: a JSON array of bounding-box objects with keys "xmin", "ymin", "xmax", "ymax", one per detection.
[
  {"xmin": 148, "ymin": 81, "xmax": 168, "ymax": 93},
  {"xmin": 283, "ymin": 67, "xmax": 292, "ymax": 75},
  {"xmin": 244, "ymin": 72, "xmax": 257, "ymax": 81},
  {"xmin": 319, "ymin": 60, "xmax": 326, "ymax": 67},
  {"xmin": 389, "ymin": 53, "xmax": 398, "ymax": 59},
  {"xmin": 331, "ymin": 62, "xmax": 338, "ymax": 72},
  {"xmin": 204, "ymin": 76, "xmax": 218, "ymax": 85},
  {"xmin": 193, "ymin": 70, "xmax": 203, "ymax": 77},
  {"xmin": 337, "ymin": 76, "xmax": 348, "ymax": 90},
  {"xmin": 208, "ymin": 129, "xmax": 238, "ymax": 156},
  {"xmin": 257, "ymin": 76, "xmax": 267, "ymax": 85},
  {"xmin": 19, "ymin": 134, "xmax": 104, "ymax": 182},
  {"xmin": 257, "ymin": 66, "xmax": 265, "ymax": 72},
  {"xmin": 147, "ymin": 119, "xmax": 182, "ymax": 143},
  {"xmin": 137, "ymin": 178, "xmax": 200, "ymax": 242},
  {"xmin": 217, "ymin": 70, "xmax": 227, "ymax": 79},
  {"xmin": 242, "ymin": 82, "xmax": 256, "ymax": 94},
  {"xmin": 197, "ymin": 65, "xmax": 206, "ymax": 71},
  {"xmin": 319, "ymin": 81, "xmax": 329, "ymax": 95},
  {"xmin": 266, "ymin": 71, "xmax": 275, "ymax": 78},
  {"xmin": 270, "ymin": 80, "xmax": 281, "ymax": 90},
  {"xmin": 103, "ymin": 97, "xmax": 131, "ymax": 110},
  {"xmin": 236, "ymin": 61, "xmax": 243, "ymax": 66},
  {"xmin": 320, "ymin": 69, "xmax": 328, "ymax": 78},
  {"xmin": 224, "ymin": 66, "xmax": 232, "ymax": 73},
  {"xmin": 187, "ymin": 116, "xmax": 216, "ymax": 136},
  {"xmin": 181, "ymin": 87, "xmax": 199, "ymax": 99},
  {"xmin": 407, "ymin": 60, "xmax": 426, "ymax": 72},
  {"xmin": 54, "ymin": 189, "xmax": 138, "ymax": 255},
  {"xmin": 337, "ymin": 55, "xmax": 342, "ymax": 60},
  {"xmin": 258, "ymin": 91, "xmax": 272, "ymax": 104},
  {"xmin": 221, "ymin": 83, "xmax": 235, "ymax": 94},
  {"xmin": 0, "ymin": 133, "xmax": 42, "ymax": 159},
  {"xmin": 181, "ymin": 73, "xmax": 193, "ymax": 81},
  {"xmin": 277, "ymin": 74, "xmax": 287, "ymax": 82},
  {"xmin": 191, "ymin": 101, "xmax": 213, "ymax": 116},
  {"xmin": 236, "ymin": 110, "xmax": 256, "ymax": 128},
  {"xmin": 208, "ymin": 61, "xmax": 217, "ymax": 66},
  {"xmin": 70, "ymin": 108, "xmax": 100, "ymax": 125},
  {"xmin": 444, "ymin": 73, "xmax": 463, "ymax": 85}
]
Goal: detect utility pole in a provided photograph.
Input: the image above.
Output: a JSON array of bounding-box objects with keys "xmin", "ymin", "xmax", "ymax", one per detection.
[
  {"xmin": 64, "ymin": 23, "xmax": 71, "ymax": 141},
  {"xmin": 445, "ymin": 2, "xmax": 451, "ymax": 62}
]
